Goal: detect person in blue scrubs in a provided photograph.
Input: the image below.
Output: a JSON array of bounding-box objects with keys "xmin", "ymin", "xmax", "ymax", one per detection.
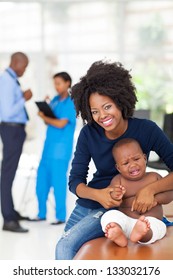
[{"xmin": 34, "ymin": 72, "xmax": 76, "ymax": 224}]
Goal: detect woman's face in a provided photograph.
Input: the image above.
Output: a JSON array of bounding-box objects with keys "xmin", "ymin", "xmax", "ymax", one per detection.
[
  {"xmin": 54, "ymin": 77, "xmax": 70, "ymax": 96},
  {"xmin": 89, "ymin": 92, "xmax": 126, "ymax": 137}
]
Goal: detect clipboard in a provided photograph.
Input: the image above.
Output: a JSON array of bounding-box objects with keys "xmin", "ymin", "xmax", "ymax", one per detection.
[{"xmin": 35, "ymin": 101, "xmax": 56, "ymax": 118}]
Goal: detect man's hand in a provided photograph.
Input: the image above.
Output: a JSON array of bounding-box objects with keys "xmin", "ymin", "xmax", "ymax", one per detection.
[{"xmin": 23, "ymin": 89, "xmax": 32, "ymax": 101}]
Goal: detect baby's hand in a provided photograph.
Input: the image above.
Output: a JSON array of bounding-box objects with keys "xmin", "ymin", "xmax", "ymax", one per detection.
[{"xmin": 110, "ymin": 185, "xmax": 126, "ymax": 201}]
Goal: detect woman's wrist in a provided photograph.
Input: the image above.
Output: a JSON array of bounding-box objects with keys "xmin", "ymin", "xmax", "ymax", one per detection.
[{"xmin": 76, "ymin": 183, "xmax": 98, "ymax": 201}]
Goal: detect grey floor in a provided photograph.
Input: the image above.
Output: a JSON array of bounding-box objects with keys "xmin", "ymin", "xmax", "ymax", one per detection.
[{"xmin": 0, "ymin": 151, "xmax": 77, "ymax": 260}]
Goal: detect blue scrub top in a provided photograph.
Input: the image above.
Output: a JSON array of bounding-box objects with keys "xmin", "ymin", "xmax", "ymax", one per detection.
[{"xmin": 41, "ymin": 95, "xmax": 76, "ymax": 160}]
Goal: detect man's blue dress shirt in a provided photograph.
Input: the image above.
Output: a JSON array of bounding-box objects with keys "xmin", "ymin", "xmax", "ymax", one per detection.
[{"xmin": 0, "ymin": 67, "xmax": 28, "ymax": 124}]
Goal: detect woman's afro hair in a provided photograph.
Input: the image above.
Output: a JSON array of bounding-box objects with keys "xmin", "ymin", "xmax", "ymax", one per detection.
[{"xmin": 71, "ymin": 60, "xmax": 137, "ymax": 124}]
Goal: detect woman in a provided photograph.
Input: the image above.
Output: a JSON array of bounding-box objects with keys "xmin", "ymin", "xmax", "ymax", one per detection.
[
  {"xmin": 35, "ymin": 72, "xmax": 76, "ymax": 225},
  {"xmin": 55, "ymin": 61, "xmax": 173, "ymax": 259}
]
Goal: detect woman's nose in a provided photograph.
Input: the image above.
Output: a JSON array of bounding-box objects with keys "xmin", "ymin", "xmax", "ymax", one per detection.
[{"xmin": 99, "ymin": 109, "xmax": 107, "ymax": 119}]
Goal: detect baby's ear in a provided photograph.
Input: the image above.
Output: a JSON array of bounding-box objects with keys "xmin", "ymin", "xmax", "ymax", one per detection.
[
  {"xmin": 116, "ymin": 163, "xmax": 120, "ymax": 172},
  {"xmin": 143, "ymin": 154, "xmax": 147, "ymax": 161}
]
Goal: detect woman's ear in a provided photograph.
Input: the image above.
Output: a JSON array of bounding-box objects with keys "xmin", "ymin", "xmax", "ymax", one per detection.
[{"xmin": 67, "ymin": 81, "xmax": 71, "ymax": 89}]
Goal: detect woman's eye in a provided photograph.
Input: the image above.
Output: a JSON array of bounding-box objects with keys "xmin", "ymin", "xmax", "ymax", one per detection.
[
  {"xmin": 91, "ymin": 110, "xmax": 97, "ymax": 115},
  {"xmin": 104, "ymin": 105, "xmax": 111, "ymax": 110}
]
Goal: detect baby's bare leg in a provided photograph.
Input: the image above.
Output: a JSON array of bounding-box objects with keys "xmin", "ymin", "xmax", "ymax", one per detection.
[
  {"xmin": 130, "ymin": 216, "xmax": 152, "ymax": 243},
  {"xmin": 105, "ymin": 222, "xmax": 128, "ymax": 247}
]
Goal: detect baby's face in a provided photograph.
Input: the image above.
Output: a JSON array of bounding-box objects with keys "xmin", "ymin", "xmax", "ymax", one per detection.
[{"xmin": 114, "ymin": 142, "xmax": 146, "ymax": 181}]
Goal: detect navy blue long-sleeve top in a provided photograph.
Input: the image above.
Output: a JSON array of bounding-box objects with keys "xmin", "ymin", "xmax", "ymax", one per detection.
[{"xmin": 69, "ymin": 118, "xmax": 173, "ymax": 209}]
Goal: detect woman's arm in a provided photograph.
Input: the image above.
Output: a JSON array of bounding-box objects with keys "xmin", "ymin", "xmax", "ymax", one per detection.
[
  {"xmin": 76, "ymin": 174, "xmax": 126, "ymax": 209},
  {"xmin": 76, "ymin": 183, "xmax": 122, "ymax": 209},
  {"xmin": 38, "ymin": 111, "xmax": 68, "ymax": 128},
  {"xmin": 155, "ymin": 190, "xmax": 173, "ymax": 205},
  {"xmin": 132, "ymin": 121, "xmax": 173, "ymax": 213}
]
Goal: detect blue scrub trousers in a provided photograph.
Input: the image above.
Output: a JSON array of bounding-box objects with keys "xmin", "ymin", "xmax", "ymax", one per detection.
[{"xmin": 36, "ymin": 158, "xmax": 69, "ymax": 221}]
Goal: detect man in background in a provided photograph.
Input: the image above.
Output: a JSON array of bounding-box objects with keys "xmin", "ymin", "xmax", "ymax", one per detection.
[{"xmin": 0, "ymin": 52, "xmax": 33, "ymax": 233}]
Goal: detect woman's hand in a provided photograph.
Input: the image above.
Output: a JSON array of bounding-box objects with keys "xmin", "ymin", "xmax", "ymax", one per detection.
[
  {"xmin": 131, "ymin": 187, "xmax": 156, "ymax": 213},
  {"xmin": 44, "ymin": 95, "xmax": 50, "ymax": 103},
  {"xmin": 96, "ymin": 187, "xmax": 123, "ymax": 209},
  {"xmin": 38, "ymin": 111, "xmax": 49, "ymax": 124},
  {"xmin": 38, "ymin": 111, "xmax": 45, "ymax": 119},
  {"xmin": 76, "ymin": 183, "xmax": 124, "ymax": 209}
]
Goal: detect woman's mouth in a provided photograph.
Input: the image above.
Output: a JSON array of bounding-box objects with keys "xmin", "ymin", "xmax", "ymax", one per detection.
[{"xmin": 102, "ymin": 118, "xmax": 113, "ymax": 127}]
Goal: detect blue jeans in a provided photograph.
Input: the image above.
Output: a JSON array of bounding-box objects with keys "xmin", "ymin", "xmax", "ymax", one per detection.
[{"xmin": 55, "ymin": 204, "xmax": 108, "ymax": 260}]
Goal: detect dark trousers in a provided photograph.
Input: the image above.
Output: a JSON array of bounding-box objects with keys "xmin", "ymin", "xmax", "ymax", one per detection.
[{"xmin": 0, "ymin": 124, "xmax": 26, "ymax": 222}]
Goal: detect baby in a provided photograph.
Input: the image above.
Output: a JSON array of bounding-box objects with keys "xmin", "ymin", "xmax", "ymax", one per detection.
[{"xmin": 101, "ymin": 138, "xmax": 173, "ymax": 246}]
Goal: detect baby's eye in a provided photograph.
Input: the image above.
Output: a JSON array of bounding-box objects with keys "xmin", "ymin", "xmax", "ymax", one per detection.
[
  {"xmin": 123, "ymin": 162, "xmax": 128, "ymax": 166},
  {"xmin": 134, "ymin": 157, "xmax": 140, "ymax": 161}
]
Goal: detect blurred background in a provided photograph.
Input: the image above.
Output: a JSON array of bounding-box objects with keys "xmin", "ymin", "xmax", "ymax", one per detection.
[
  {"xmin": 0, "ymin": 0, "xmax": 173, "ymax": 259},
  {"xmin": 1, "ymin": 0, "xmax": 173, "ymax": 138}
]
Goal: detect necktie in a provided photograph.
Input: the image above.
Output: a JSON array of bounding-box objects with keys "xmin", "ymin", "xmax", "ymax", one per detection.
[
  {"xmin": 6, "ymin": 69, "xmax": 29, "ymax": 120},
  {"xmin": 16, "ymin": 79, "xmax": 29, "ymax": 120}
]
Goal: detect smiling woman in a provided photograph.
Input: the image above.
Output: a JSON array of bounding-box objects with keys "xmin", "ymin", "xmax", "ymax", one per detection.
[{"xmin": 55, "ymin": 60, "xmax": 173, "ymax": 260}]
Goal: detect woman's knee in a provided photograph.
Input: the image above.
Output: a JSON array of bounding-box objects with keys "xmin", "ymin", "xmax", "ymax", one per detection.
[
  {"xmin": 55, "ymin": 238, "xmax": 63, "ymax": 260},
  {"xmin": 55, "ymin": 231, "xmax": 78, "ymax": 260},
  {"xmin": 55, "ymin": 237, "xmax": 70, "ymax": 260}
]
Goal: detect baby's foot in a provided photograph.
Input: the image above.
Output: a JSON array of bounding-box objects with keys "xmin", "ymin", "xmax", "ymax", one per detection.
[
  {"xmin": 105, "ymin": 222, "xmax": 128, "ymax": 247},
  {"xmin": 130, "ymin": 216, "xmax": 151, "ymax": 243}
]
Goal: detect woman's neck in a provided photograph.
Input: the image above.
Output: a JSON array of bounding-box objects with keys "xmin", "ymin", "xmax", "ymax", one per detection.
[{"xmin": 59, "ymin": 91, "xmax": 69, "ymax": 100}]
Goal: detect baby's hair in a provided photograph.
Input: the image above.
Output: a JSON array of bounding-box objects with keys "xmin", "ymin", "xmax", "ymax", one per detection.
[
  {"xmin": 71, "ymin": 60, "xmax": 137, "ymax": 123},
  {"xmin": 112, "ymin": 138, "xmax": 143, "ymax": 161},
  {"xmin": 53, "ymin": 72, "xmax": 72, "ymax": 87}
]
